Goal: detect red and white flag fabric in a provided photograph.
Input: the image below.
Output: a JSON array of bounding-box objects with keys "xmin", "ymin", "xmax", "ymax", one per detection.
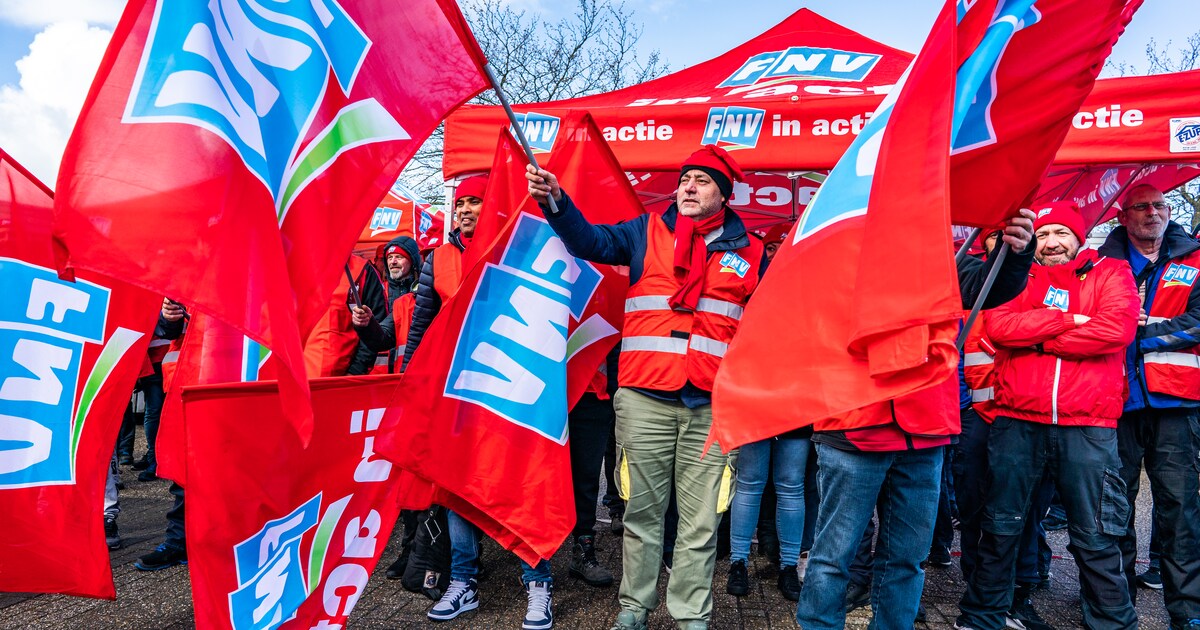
[
  {"xmin": 180, "ymin": 375, "xmax": 409, "ymax": 629},
  {"xmin": 711, "ymin": 0, "xmax": 1140, "ymax": 449},
  {"xmin": 375, "ymin": 114, "xmax": 638, "ymax": 563},
  {"xmin": 52, "ymin": 0, "xmax": 489, "ymax": 442},
  {"xmin": 0, "ymin": 149, "xmax": 159, "ymax": 598}
]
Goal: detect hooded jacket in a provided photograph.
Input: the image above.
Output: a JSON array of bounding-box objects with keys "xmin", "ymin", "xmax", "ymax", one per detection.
[{"xmin": 354, "ymin": 235, "xmax": 423, "ymax": 372}]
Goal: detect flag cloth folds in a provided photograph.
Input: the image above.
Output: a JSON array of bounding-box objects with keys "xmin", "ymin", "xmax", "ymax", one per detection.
[
  {"xmin": 375, "ymin": 114, "xmax": 638, "ymax": 563},
  {"xmin": 710, "ymin": 0, "xmax": 1140, "ymax": 450},
  {"xmin": 52, "ymin": 0, "xmax": 489, "ymax": 442},
  {"xmin": 0, "ymin": 149, "xmax": 159, "ymax": 598},
  {"xmin": 181, "ymin": 375, "xmax": 409, "ymax": 630}
]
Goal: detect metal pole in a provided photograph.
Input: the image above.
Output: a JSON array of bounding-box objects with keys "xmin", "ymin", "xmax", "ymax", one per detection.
[
  {"xmin": 344, "ymin": 264, "xmax": 363, "ymax": 309},
  {"xmin": 956, "ymin": 227, "xmax": 983, "ymax": 264},
  {"xmin": 956, "ymin": 241, "xmax": 1010, "ymax": 351},
  {"xmin": 482, "ymin": 62, "xmax": 560, "ymax": 214}
]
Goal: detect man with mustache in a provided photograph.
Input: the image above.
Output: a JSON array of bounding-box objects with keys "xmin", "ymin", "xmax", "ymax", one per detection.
[{"xmin": 1099, "ymin": 184, "xmax": 1200, "ymax": 630}]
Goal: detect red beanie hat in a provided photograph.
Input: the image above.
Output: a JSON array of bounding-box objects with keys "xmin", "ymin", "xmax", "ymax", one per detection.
[
  {"xmin": 1033, "ymin": 201, "xmax": 1086, "ymax": 242},
  {"xmin": 763, "ymin": 222, "xmax": 793, "ymax": 246},
  {"xmin": 681, "ymin": 145, "xmax": 744, "ymax": 200},
  {"xmin": 455, "ymin": 175, "xmax": 489, "ymax": 204}
]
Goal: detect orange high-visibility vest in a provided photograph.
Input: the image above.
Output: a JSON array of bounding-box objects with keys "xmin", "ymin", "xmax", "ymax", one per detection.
[
  {"xmin": 303, "ymin": 256, "xmax": 370, "ymax": 378},
  {"xmin": 962, "ymin": 312, "xmax": 998, "ymax": 422},
  {"xmin": 1143, "ymin": 249, "xmax": 1200, "ymax": 400},
  {"xmin": 618, "ymin": 214, "xmax": 761, "ymax": 392},
  {"xmin": 432, "ymin": 243, "xmax": 464, "ymax": 305}
]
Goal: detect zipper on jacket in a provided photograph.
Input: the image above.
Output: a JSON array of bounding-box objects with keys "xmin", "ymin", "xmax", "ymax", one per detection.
[{"xmin": 1051, "ymin": 357, "xmax": 1062, "ymax": 425}]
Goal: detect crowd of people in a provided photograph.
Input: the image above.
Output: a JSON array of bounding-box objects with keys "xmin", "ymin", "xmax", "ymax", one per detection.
[{"xmin": 105, "ymin": 144, "xmax": 1200, "ymax": 630}]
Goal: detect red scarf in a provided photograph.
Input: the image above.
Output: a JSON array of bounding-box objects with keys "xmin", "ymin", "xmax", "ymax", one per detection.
[
  {"xmin": 458, "ymin": 229, "xmax": 473, "ymax": 251},
  {"xmin": 670, "ymin": 210, "xmax": 725, "ymax": 311}
]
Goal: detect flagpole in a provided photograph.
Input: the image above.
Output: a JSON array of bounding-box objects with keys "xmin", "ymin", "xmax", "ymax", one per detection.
[
  {"xmin": 344, "ymin": 264, "xmax": 363, "ymax": 309},
  {"xmin": 482, "ymin": 62, "xmax": 560, "ymax": 214},
  {"xmin": 955, "ymin": 241, "xmax": 1009, "ymax": 351},
  {"xmin": 955, "ymin": 227, "xmax": 983, "ymax": 264}
]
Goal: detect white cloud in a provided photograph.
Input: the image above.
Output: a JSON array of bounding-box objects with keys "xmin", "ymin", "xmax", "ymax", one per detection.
[
  {"xmin": 0, "ymin": 21, "xmax": 112, "ymax": 184},
  {"xmin": 0, "ymin": 0, "xmax": 123, "ymax": 28}
]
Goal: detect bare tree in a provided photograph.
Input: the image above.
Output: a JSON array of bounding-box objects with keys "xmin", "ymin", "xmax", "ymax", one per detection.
[{"xmin": 399, "ymin": 0, "xmax": 668, "ymax": 204}]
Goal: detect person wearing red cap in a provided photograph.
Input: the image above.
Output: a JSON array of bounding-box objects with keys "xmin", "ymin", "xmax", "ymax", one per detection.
[
  {"xmin": 957, "ymin": 201, "xmax": 1141, "ymax": 630},
  {"xmin": 1098, "ymin": 184, "xmax": 1200, "ymax": 629},
  {"xmin": 527, "ymin": 145, "xmax": 766, "ymax": 630},
  {"xmin": 761, "ymin": 222, "xmax": 793, "ymax": 262}
]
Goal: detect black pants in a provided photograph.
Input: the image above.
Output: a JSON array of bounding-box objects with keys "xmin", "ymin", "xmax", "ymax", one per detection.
[
  {"xmin": 569, "ymin": 393, "xmax": 615, "ymax": 537},
  {"xmin": 1117, "ymin": 406, "xmax": 1200, "ymax": 625},
  {"xmin": 958, "ymin": 418, "xmax": 1134, "ymax": 630},
  {"xmin": 165, "ymin": 482, "xmax": 185, "ymax": 551}
]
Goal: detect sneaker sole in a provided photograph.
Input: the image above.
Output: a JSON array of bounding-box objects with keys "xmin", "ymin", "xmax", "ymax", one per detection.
[
  {"xmin": 134, "ymin": 560, "xmax": 187, "ymax": 572},
  {"xmin": 522, "ymin": 619, "xmax": 553, "ymax": 630},
  {"xmin": 427, "ymin": 598, "xmax": 479, "ymax": 621}
]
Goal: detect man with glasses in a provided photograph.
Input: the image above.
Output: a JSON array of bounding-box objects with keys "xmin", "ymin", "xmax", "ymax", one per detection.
[{"xmin": 1099, "ymin": 184, "xmax": 1200, "ymax": 630}]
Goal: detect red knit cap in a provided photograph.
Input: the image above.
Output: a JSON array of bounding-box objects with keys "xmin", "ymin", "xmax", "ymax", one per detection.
[
  {"xmin": 763, "ymin": 222, "xmax": 793, "ymax": 246},
  {"xmin": 1033, "ymin": 201, "xmax": 1086, "ymax": 242},
  {"xmin": 455, "ymin": 175, "xmax": 489, "ymax": 204},
  {"xmin": 681, "ymin": 145, "xmax": 745, "ymax": 200}
]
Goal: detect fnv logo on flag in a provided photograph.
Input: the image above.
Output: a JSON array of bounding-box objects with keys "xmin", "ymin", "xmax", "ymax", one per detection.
[
  {"xmin": 1043, "ymin": 286, "xmax": 1070, "ymax": 310},
  {"xmin": 228, "ymin": 494, "xmax": 321, "ymax": 629},
  {"xmin": 702, "ymin": 106, "xmax": 767, "ymax": 150},
  {"xmin": 512, "ymin": 112, "xmax": 561, "ymax": 154},
  {"xmin": 1163, "ymin": 263, "xmax": 1199, "ymax": 287},
  {"xmin": 718, "ymin": 47, "xmax": 882, "ymax": 88},
  {"xmin": 124, "ymin": 0, "xmax": 408, "ymax": 218},
  {"xmin": 446, "ymin": 214, "xmax": 611, "ymax": 444}
]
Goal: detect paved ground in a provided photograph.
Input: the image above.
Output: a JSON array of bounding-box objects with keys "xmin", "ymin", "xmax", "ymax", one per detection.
[{"xmin": 0, "ymin": 449, "xmax": 1173, "ymax": 629}]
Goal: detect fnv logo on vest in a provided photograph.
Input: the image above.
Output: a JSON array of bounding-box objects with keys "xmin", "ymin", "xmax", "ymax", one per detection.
[
  {"xmin": 718, "ymin": 47, "xmax": 881, "ymax": 88},
  {"xmin": 0, "ymin": 260, "xmax": 111, "ymax": 489},
  {"xmin": 446, "ymin": 214, "xmax": 613, "ymax": 444},
  {"xmin": 702, "ymin": 107, "xmax": 766, "ymax": 150},
  {"xmin": 512, "ymin": 112, "xmax": 561, "ymax": 154},
  {"xmin": 1163, "ymin": 263, "xmax": 1199, "ymax": 287},
  {"xmin": 1043, "ymin": 286, "xmax": 1070, "ymax": 311},
  {"xmin": 124, "ymin": 0, "xmax": 409, "ymax": 216},
  {"xmin": 719, "ymin": 251, "xmax": 750, "ymax": 278},
  {"xmin": 1171, "ymin": 118, "xmax": 1200, "ymax": 153}
]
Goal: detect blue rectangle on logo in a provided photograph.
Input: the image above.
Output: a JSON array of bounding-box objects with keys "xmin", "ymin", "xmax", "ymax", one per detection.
[{"xmin": 0, "ymin": 328, "xmax": 82, "ymax": 487}]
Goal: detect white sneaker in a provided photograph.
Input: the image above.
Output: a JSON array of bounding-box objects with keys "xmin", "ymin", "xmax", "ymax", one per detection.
[
  {"xmin": 1005, "ymin": 617, "xmax": 1028, "ymax": 630},
  {"xmin": 523, "ymin": 581, "xmax": 553, "ymax": 629},
  {"xmin": 427, "ymin": 578, "xmax": 479, "ymax": 621},
  {"xmin": 797, "ymin": 550, "xmax": 809, "ymax": 582}
]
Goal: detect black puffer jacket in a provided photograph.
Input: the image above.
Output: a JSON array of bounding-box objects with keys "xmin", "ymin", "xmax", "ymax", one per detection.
[
  {"xmin": 402, "ymin": 229, "xmax": 467, "ymax": 371},
  {"xmin": 345, "ymin": 260, "xmax": 389, "ymax": 376}
]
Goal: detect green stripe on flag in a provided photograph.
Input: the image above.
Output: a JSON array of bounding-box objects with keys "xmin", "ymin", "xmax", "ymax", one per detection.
[
  {"xmin": 567, "ymin": 314, "xmax": 618, "ymax": 360},
  {"xmin": 307, "ymin": 495, "xmax": 352, "ymax": 593},
  {"xmin": 71, "ymin": 328, "xmax": 145, "ymax": 473},
  {"xmin": 277, "ymin": 99, "xmax": 410, "ymax": 222}
]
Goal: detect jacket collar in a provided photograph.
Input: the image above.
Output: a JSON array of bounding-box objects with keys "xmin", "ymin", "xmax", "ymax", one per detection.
[
  {"xmin": 1098, "ymin": 222, "xmax": 1200, "ymax": 261},
  {"xmin": 661, "ymin": 203, "xmax": 751, "ymax": 251}
]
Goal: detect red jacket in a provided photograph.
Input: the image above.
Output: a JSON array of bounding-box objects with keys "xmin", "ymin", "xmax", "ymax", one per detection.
[{"xmin": 985, "ymin": 250, "xmax": 1138, "ymax": 427}]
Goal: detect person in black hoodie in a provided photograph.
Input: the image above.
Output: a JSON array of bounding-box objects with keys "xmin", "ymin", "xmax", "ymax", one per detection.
[{"xmin": 351, "ymin": 235, "xmax": 421, "ymax": 373}]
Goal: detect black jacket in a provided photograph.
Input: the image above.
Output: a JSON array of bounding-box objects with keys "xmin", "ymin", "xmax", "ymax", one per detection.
[
  {"xmin": 356, "ymin": 236, "xmax": 423, "ymax": 370},
  {"xmin": 402, "ymin": 228, "xmax": 468, "ymax": 371},
  {"xmin": 345, "ymin": 260, "xmax": 389, "ymax": 376}
]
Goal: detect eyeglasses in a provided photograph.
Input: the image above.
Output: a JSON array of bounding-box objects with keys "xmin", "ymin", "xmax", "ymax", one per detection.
[{"xmin": 1126, "ymin": 201, "xmax": 1169, "ymax": 212}]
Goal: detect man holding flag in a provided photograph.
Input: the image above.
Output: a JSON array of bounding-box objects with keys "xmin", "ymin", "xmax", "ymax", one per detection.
[{"xmin": 526, "ymin": 145, "xmax": 766, "ymax": 630}]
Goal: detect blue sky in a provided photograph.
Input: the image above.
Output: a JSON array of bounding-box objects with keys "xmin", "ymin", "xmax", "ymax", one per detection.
[{"xmin": 0, "ymin": 1, "xmax": 1195, "ymax": 183}]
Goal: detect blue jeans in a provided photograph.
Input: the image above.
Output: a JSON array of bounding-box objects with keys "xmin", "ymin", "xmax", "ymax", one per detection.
[
  {"xmin": 448, "ymin": 510, "xmax": 551, "ymax": 584},
  {"xmin": 796, "ymin": 444, "xmax": 941, "ymax": 630},
  {"xmin": 730, "ymin": 437, "xmax": 809, "ymax": 564},
  {"xmin": 958, "ymin": 418, "xmax": 1134, "ymax": 630},
  {"xmin": 142, "ymin": 378, "xmax": 165, "ymax": 472}
]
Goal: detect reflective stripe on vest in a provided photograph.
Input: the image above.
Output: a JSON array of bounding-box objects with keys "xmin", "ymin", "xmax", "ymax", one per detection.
[
  {"xmin": 624, "ymin": 295, "xmax": 744, "ymax": 320},
  {"xmin": 163, "ymin": 350, "xmax": 180, "ymax": 365},
  {"xmin": 623, "ymin": 336, "xmax": 688, "ymax": 354},
  {"xmin": 689, "ymin": 335, "xmax": 728, "ymax": 358},
  {"xmin": 964, "ymin": 352, "xmax": 993, "ymax": 367},
  {"xmin": 1144, "ymin": 352, "xmax": 1200, "ymax": 369},
  {"xmin": 1143, "ymin": 249, "xmax": 1200, "ymax": 401},
  {"xmin": 971, "ymin": 387, "xmax": 994, "ymax": 403}
]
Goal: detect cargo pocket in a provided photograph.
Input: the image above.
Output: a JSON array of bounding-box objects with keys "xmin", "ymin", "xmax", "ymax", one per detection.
[
  {"xmin": 716, "ymin": 463, "xmax": 735, "ymax": 514},
  {"xmin": 616, "ymin": 445, "xmax": 631, "ymax": 502},
  {"xmin": 1099, "ymin": 468, "xmax": 1130, "ymax": 537}
]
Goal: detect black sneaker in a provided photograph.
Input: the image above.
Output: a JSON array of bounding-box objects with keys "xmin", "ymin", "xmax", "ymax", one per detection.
[
  {"xmin": 727, "ymin": 559, "xmax": 750, "ymax": 596},
  {"xmin": 135, "ymin": 544, "xmax": 188, "ymax": 571},
  {"xmin": 777, "ymin": 564, "xmax": 801, "ymax": 601},
  {"xmin": 917, "ymin": 603, "xmax": 927, "ymax": 623},
  {"xmin": 104, "ymin": 517, "xmax": 121, "ymax": 550},
  {"xmin": 1137, "ymin": 568, "xmax": 1164, "ymax": 590},
  {"xmin": 569, "ymin": 535, "xmax": 614, "ymax": 587},
  {"xmin": 928, "ymin": 545, "xmax": 953, "ymax": 568},
  {"xmin": 1009, "ymin": 587, "xmax": 1055, "ymax": 630},
  {"xmin": 609, "ymin": 511, "xmax": 624, "ymax": 535},
  {"xmin": 384, "ymin": 552, "xmax": 408, "ymax": 580},
  {"xmin": 117, "ymin": 455, "xmax": 134, "ymax": 467},
  {"xmin": 845, "ymin": 581, "xmax": 870, "ymax": 612},
  {"xmin": 131, "ymin": 457, "xmax": 151, "ymax": 471},
  {"xmin": 137, "ymin": 469, "xmax": 158, "ymax": 482}
]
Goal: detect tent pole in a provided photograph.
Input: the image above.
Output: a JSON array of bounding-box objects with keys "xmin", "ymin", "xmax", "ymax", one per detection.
[
  {"xmin": 483, "ymin": 62, "xmax": 560, "ymax": 214},
  {"xmin": 1051, "ymin": 167, "xmax": 1091, "ymax": 203},
  {"xmin": 956, "ymin": 227, "xmax": 983, "ymax": 264},
  {"xmin": 956, "ymin": 241, "xmax": 1010, "ymax": 351}
]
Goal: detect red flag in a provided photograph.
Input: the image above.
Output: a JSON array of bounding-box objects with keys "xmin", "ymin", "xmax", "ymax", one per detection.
[
  {"xmin": 52, "ymin": 0, "xmax": 489, "ymax": 442},
  {"xmin": 375, "ymin": 114, "xmax": 637, "ymax": 563},
  {"xmin": 711, "ymin": 0, "xmax": 1141, "ymax": 449},
  {"xmin": 0, "ymin": 149, "xmax": 159, "ymax": 597},
  {"xmin": 181, "ymin": 375, "xmax": 410, "ymax": 629}
]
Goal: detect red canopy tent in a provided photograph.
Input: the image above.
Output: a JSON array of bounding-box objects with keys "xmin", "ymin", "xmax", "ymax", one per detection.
[
  {"xmin": 443, "ymin": 9, "xmax": 1200, "ymax": 230},
  {"xmin": 352, "ymin": 181, "xmax": 445, "ymax": 262}
]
